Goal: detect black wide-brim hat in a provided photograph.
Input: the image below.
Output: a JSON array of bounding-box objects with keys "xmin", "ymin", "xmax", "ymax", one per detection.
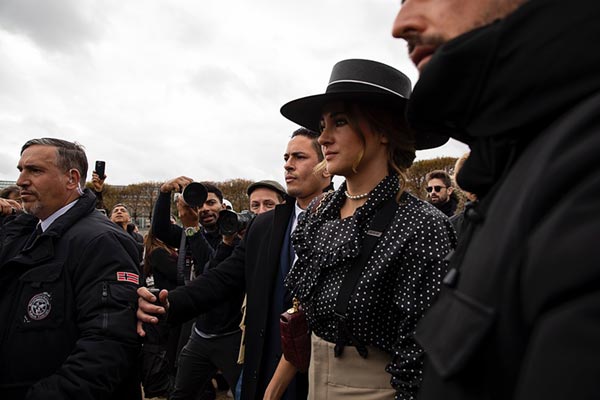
[{"xmin": 280, "ymin": 59, "xmax": 448, "ymax": 150}]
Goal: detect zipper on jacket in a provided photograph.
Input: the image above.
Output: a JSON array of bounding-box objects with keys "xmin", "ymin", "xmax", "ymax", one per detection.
[{"xmin": 101, "ymin": 282, "xmax": 109, "ymax": 330}]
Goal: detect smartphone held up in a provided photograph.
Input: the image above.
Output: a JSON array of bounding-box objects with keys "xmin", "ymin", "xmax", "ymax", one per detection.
[{"xmin": 95, "ymin": 160, "xmax": 106, "ymax": 179}]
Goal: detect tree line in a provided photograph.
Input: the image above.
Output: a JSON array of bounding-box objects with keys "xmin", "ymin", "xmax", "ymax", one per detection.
[{"xmin": 88, "ymin": 157, "xmax": 462, "ymax": 228}]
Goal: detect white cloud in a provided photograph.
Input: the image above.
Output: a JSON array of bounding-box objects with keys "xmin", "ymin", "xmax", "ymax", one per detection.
[
  {"xmin": 0, "ymin": 0, "xmax": 467, "ymax": 186},
  {"xmin": 0, "ymin": 0, "xmax": 102, "ymax": 52}
]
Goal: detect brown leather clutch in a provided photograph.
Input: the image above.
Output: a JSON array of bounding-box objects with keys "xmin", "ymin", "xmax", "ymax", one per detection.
[{"xmin": 279, "ymin": 298, "xmax": 311, "ymax": 372}]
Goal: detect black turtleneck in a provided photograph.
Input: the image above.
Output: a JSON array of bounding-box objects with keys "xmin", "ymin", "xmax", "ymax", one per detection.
[
  {"xmin": 408, "ymin": 0, "xmax": 600, "ymax": 198},
  {"xmin": 433, "ymin": 196, "xmax": 458, "ymax": 218}
]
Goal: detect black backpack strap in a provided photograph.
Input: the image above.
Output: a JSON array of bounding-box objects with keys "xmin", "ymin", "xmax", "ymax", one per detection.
[{"xmin": 334, "ymin": 196, "xmax": 399, "ymax": 358}]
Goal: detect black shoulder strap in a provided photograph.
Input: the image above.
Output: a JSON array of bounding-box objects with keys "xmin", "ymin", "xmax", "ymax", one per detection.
[{"xmin": 334, "ymin": 196, "xmax": 398, "ymax": 319}]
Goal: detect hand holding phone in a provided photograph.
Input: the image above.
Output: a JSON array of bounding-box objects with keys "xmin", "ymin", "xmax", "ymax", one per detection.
[{"xmin": 95, "ymin": 160, "xmax": 106, "ymax": 179}]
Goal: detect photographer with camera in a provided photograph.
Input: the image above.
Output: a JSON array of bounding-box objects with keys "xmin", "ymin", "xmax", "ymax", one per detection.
[
  {"xmin": 212, "ymin": 180, "xmax": 286, "ymax": 269},
  {"xmin": 151, "ymin": 177, "xmax": 243, "ymax": 400},
  {"xmin": 216, "ymin": 180, "xmax": 286, "ymax": 247},
  {"xmin": 138, "ymin": 128, "xmax": 333, "ymax": 399}
]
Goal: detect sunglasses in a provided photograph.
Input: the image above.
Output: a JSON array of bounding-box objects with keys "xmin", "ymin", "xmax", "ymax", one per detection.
[{"xmin": 426, "ymin": 185, "xmax": 446, "ymax": 193}]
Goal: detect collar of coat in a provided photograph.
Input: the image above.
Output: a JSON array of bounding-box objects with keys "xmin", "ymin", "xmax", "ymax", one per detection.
[
  {"xmin": 408, "ymin": 0, "xmax": 600, "ymax": 144},
  {"xmin": 408, "ymin": 0, "xmax": 600, "ymax": 197},
  {"xmin": 16, "ymin": 189, "xmax": 97, "ymax": 264}
]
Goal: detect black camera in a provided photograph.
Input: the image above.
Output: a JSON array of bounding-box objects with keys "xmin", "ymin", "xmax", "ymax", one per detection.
[
  {"xmin": 218, "ymin": 209, "xmax": 255, "ymax": 236},
  {"xmin": 182, "ymin": 182, "xmax": 208, "ymax": 208}
]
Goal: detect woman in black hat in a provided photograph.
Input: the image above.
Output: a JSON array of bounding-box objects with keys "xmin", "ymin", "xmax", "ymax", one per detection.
[{"xmin": 279, "ymin": 59, "xmax": 456, "ymax": 399}]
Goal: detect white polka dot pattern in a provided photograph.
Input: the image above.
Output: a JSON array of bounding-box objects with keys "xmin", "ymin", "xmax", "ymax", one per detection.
[{"xmin": 285, "ymin": 174, "xmax": 457, "ymax": 399}]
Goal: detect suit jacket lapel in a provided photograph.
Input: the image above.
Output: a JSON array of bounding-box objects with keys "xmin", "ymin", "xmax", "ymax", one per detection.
[{"xmin": 264, "ymin": 202, "xmax": 293, "ymax": 291}]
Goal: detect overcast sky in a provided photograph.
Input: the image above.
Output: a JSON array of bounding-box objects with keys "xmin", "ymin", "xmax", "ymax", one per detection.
[{"xmin": 0, "ymin": 0, "xmax": 467, "ymax": 186}]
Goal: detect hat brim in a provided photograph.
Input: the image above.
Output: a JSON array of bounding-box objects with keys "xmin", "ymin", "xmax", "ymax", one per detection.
[{"xmin": 281, "ymin": 92, "xmax": 448, "ymax": 150}]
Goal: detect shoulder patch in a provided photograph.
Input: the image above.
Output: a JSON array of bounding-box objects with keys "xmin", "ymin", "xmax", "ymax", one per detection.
[{"xmin": 116, "ymin": 271, "xmax": 139, "ymax": 284}]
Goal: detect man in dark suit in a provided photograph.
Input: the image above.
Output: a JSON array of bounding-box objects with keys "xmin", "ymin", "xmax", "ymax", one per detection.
[{"xmin": 137, "ymin": 128, "xmax": 332, "ymax": 399}]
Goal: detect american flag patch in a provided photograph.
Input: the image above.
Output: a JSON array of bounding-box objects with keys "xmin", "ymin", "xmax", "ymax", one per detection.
[{"xmin": 116, "ymin": 271, "xmax": 139, "ymax": 284}]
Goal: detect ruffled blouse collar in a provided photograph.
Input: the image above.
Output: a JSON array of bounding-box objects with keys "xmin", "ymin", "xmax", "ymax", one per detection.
[{"xmin": 286, "ymin": 174, "xmax": 400, "ymax": 301}]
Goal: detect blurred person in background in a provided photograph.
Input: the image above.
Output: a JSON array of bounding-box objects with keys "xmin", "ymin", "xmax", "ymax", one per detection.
[
  {"xmin": 111, "ymin": 203, "xmax": 144, "ymax": 262},
  {"xmin": 448, "ymin": 153, "xmax": 477, "ymax": 237},
  {"xmin": 425, "ymin": 170, "xmax": 458, "ymax": 218},
  {"xmin": 247, "ymin": 180, "xmax": 287, "ymax": 215},
  {"xmin": 153, "ymin": 179, "xmax": 243, "ymax": 400},
  {"xmin": 139, "ymin": 227, "xmax": 181, "ymax": 398}
]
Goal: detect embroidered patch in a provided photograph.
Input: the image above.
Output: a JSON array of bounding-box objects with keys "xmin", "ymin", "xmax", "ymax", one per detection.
[
  {"xmin": 116, "ymin": 271, "xmax": 139, "ymax": 284},
  {"xmin": 27, "ymin": 292, "xmax": 52, "ymax": 321}
]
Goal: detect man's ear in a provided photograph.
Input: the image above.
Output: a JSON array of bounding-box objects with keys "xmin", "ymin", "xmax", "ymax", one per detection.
[
  {"xmin": 67, "ymin": 169, "xmax": 81, "ymax": 189},
  {"xmin": 447, "ymin": 186, "xmax": 454, "ymax": 195}
]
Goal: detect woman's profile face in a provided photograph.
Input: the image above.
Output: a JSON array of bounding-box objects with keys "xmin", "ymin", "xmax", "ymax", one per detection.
[{"xmin": 318, "ymin": 102, "xmax": 386, "ymax": 178}]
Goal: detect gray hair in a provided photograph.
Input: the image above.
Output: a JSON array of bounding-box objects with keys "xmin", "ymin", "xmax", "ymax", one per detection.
[{"xmin": 21, "ymin": 138, "xmax": 88, "ymax": 187}]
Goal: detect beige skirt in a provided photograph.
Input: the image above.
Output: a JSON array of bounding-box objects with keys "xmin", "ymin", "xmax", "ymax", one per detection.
[{"xmin": 308, "ymin": 334, "xmax": 396, "ymax": 399}]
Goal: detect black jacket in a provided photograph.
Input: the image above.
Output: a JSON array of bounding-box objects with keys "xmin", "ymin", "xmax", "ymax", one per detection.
[
  {"xmin": 152, "ymin": 191, "xmax": 242, "ymax": 334},
  {"xmin": 0, "ymin": 190, "xmax": 141, "ymax": 400},
  {"xmin": 407, "ymin": 0, "xmax": 600, "ymax": 398},
  {"xmin": 148, "ymin": 247, "xmax": 179, "ymax": 291},
  {"xmin": 167, "ymin": 202, "xmax": 308, "ymax": 399}
]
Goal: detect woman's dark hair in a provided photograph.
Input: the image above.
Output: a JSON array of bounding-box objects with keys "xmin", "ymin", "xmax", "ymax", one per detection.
[{"xmin": 143, "ymin": 228, "xmax": 178, "ymax": 277}]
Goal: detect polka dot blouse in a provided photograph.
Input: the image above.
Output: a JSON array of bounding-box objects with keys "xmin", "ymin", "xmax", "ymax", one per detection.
[{"xmin": 286, "ymin": 174, "xmax": 456, "ymax": 399}]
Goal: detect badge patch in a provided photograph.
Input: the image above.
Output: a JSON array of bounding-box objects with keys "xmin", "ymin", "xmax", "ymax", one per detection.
[
  {"xmin": 116, "ymin": 271, "xmax": 139, "ymax": 284},
  {"xmin": 27, "ymin": 292, "xmax": 52, "ymax": 321}
]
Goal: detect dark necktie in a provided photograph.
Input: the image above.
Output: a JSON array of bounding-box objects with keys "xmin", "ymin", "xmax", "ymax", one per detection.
[
  {"xmin": 288, "ymin": 211, "xmax": 304, "ymax": 266},
  {"xmin": 24, "ymin": 224, "xmax": 43, "ymax": 250}
]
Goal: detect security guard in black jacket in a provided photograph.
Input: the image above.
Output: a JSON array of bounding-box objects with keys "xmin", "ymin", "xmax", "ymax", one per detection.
[{"xmin": 0, "ymin": 138, "xmax": 141, "ymax": 400}]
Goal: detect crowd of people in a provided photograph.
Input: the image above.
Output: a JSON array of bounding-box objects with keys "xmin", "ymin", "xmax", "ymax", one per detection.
[{"xmin": 1, "ymin": 0, "xmax": 600, "ymax": 399}]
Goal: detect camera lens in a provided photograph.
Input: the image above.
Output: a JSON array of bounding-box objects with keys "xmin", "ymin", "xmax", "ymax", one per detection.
[
  {"xmin": 182, "ymin": 182, "xmax": 208, "ymax": 208},
  {"xmin": 218, "ymin": 210, "xmax": 255, "ymax": 236},
  {"xmin": 218, "ymin": 210, "xmax": 239, "ymax": 236}
]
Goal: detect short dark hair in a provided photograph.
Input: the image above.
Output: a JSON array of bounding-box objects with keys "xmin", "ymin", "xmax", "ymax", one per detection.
[
  {"xmin": 291, "ymin": 127, "xmax": 323, "ymax": 162},
  {"xmin": 21, "ymin": 138, "xmax": 88, "ymax": 187},
  {"xmin": 111, "ymin": 203, "xmax": 130, "ymax": 215},
  {"xmin": 201, "ymin": 182, "xmax": 223, "ymax": 203},
  {"xmin": 426, "ymin": 170, "xmax": 452, "ymax": 188}
]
